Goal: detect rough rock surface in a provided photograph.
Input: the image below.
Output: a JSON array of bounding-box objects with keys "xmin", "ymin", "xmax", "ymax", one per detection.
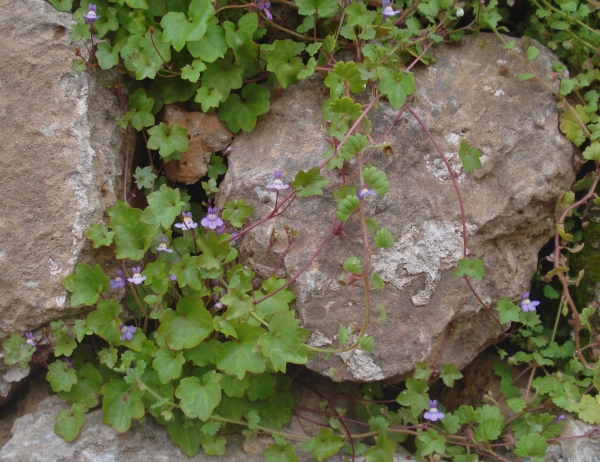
[
  {"xmin": 0, "ymin": 376, "xmax": 415, "ymax": 461},
  {"xmin": 544, "ymin": 415, "xmax": 600, "ymax": 462},
  {"xmin": 218, "ymin": 34, "xmax": 575, "ymax": 381},
  {"xmin": 0, "ymin": 0, "xmax": 130, "ymax": 393},
  {"xmin": 162, "ymin": 104, "xmax": 233, "ymax": 184}
]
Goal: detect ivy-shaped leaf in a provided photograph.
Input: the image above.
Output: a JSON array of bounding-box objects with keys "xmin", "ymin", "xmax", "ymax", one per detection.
[
  {"xmin": 559, "ymin": 105, "xmax": 590, "ymax": 147},
  {"xmin": 158, "ymin": 297, "xmax": 214, "ymax": 350},
  {"xmin": 266, "ymin": 39, "xmax": 306, "ymax": 89},
  {"xmin": 127, "ymin": 89, "xmax": 155, "ymax": 131},
  {"xmin": 257, "ymin": 310, "xmax": 309, "ymax": 372},
  {"xmin": 291, "ymin": 167, "xmax": 330, "ymax": 197},
  {"xmin": 458, "ymin": 140, "xmax": 482, "ymax": 172},
  {"xmin": 141, "ymin": 184, "xmax": 186, "ymax": 228},
  {"xmin": 3, "ymin": 334, "xmax": 35, "ymax": 369},
  {"xmin": 62, "ymin": 263, "xmax": 109, "ymax": 307},
  {"xmin": 377, "ymin": 69, "xmax": 416, "ymax": 110},
  {"xmin": 216, "ymin": 324, "xmax": 267, "ymax": 379},
  {"xmin": 86, "ymin": 223, "xmax": 114, "ymax": 248},
  {"xmin": 454, "ymin": 257, "xmax": 484, "ymax": 281},
  {"xmin": 47, "ymin": 360, "xmax": 78, "ymax": 392},
  {"xmin": 175, "ymin": 371, "xmax": 222, "ymax": 421},
  {"xmin": 300, "ymin": 429, "xmax": 344, "ymax": 461},
  {"xmin": 86, "ymin": 300, "xmax": 122, "ymax": 345},
  {"xmin": 54, "ymin": 403, "xmax": 85, "ymax": 443},
  {"xmin": 218, "ymin": 83, "xmax": 270, "ymax": 133},
  {"xmin": 101, "ymin": 380, "xmax": 145, "ymax": 432},
  {"xmin": 222, "ymin": 199, "xmax": 254, "ymax": 227},
  {"xmin": 147, "ymin": 122, "xmax": 189, "ymax": 158},
  {"xmin": 133, "ymin": 166, "xmax": 157, "ymax": 190}
]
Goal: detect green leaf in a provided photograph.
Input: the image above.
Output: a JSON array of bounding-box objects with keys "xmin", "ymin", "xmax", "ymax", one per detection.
[
  {"xmin": 141, "ymin": 185, "xmax": 186, "ymax": 228},
  {"xmin": 416, "ymin": 428, "xmax": 446, "ymax": 456},
  {"xmin": 86, "ymin": 300, "xmax": 122, "ymax": 345},
  {"xmin": 222, "ymin": 199, "xmax": 254, "ymax": 227},
  {"xmin": 300, "ymin": 429, "xmax": 344, "ymax": 461},
  {"xmin": 223, "ymin": 13, "xmax": 258, "ymax": 63},
  {"xmin": 335, "ymin": 195, "xmax": 359, "ymax": 222},
  {"xmin": 440, "ymin": 364, "xmax": 463, "ymax": 387},
  {"xmin": 258, "ymin": 310, "xmax": 309, "ymax": 372},
  {"xmin": 216, "ymin": 324, "xmax": 267, "ymax": 379},
  {"xmin": 543, "ymin": 284, "xmax": 560, "ymax": 299},
  {"xmin": 518, "ymin": 73, "xmax": 535, "ymax": 81},
  {"xmin": 220, "ymin": 374, "xmax": 250, "ymax": 398},
  {"xmin": 514, "ymin": 433, "xmax": 548, "ymax": 457},
  {"xmin": 328, "ymin": 96, "xmax": 362, "ymax": 119},
  {"xmin": 264, "ymin": 443, "xmax": 298, "ymax": 462},
  {"xmin": 454, "ymin": 258, "xmax": 484, "ymax": 281},
  {"xmin": 364, "ymin": 433, "xmax": 396, "ymax": 462},
  {"xmin": 496, "ymin": 297, "xmax": 521, "ymax": 324},
  {"xmin": 377, "ymin": 69, "xmax": 416, "ymax": 110},
  {"xmin": 48, "ymin": 0, "xmax": 72, "ymax": 11},
  {"xmin": 158, "ymin": 297, "xmax": 214, "ymax": 350},
  {"xmin": 175, "ymin": 370, "xmax": 222, "ymax": 421},
  {"xmin": 166, "ymin": 409, "xmax": 203, "ymax": 457},
  {"xmin": 133, "ymin": 166, "xmax": 157, "ymax": 190},
  {"xmin": 560, "ymin": 105, "xmax": 590, "ymax": 147},
  {"xmin": 208, "ymin": 155, "xmax": 227, "ymax": 179},
  {"xmin": 560, "ymin": 78, "xmax": 577, "ymax": 96},
  {"xmin": 324, "ymin": 61, "xmax": 366, "ymax": 98},
  {"xmin": 295, "ymin": 0, "xmax": 339, "ymax": 18},
  {"xmin": 187, "ymin": 24, "xmax": 227, "ymax": 63},
  {"xmin": 62, "ymin": 263, "xmax": 109, "ymax": 307},
  {"xmin": 86, "ymin": 223, "xmax": 114, "ymax": 248},
  {"xmin": 343, "ymin": 256, "xmax": 362, "ymax": 275},
  {"xmin": 160, "ymin": 7, "xmax": 208, "ymax": 52},
  {"xmin": 47, "ymin": 360, "xmax": 78, "ymax": 392},
  {"xmin": 338, "ymin": 325, "xmax": 349, "ymax": 345},
  {"xmin": 291, "ymin": 167, "xmax": 330, "ymax": 197},
  {"xmin": 201, "ymin": 57, "xmax": 244, "ymax": 102},
  {"xmin": 57, "ymin": 363, "xmax": 103, "ymax": 408},
  {"xmin": 101, "ymin": 380, "xmax": 145, "ymax": 432},
  {"xmin": 266, "ymin": 40, "xmax": 306, "ymax": 89},
  {"xmin": 54, "ymin": 403, "xmax": 85, "ymax": 443},
  {"xmin": 152, "ymin": 348, "xmax": 185, "ymax": 384},
  {"xmin": 458, "ymin": 140, "xmax": 482, "ymax": 172},
  {"xmin": 526, "ymin": 46, "xmax": 540, "ymax": 61},
  {"xmin": 370, "ymin": 273, "xmax": 384, "ymax": 290},
  {"xmin": 583, "ymin": 142, "xmax": 600, "ymax": 162},
  {"xmin": 218, "ymin": 83, "xmax": 270, "ymax": 133},
  {"xmin": 96, "ymin": 43, "xmax": 120, "ymax": 70},
  {"xmin": 3, "ymin": 334, "xmax": 35, "ymax": 369},
  {"xmin": 359, "ymin": 336, "xmax": 375, "ymax": 352},
  {"xmin": 221, "ymin": 288, "xmax": 254, "ymax": 321},
  {"xmin": 362, "ymin": 165, "xmax": 389, "ymax": 195},
  {"xmin": 474, "ymin": 417, "xmax": 504, "ymax": 442},
  {"xmin": 147, "ymin": 123, "xmax": 189, "ymax": 158},
  {"xmin": 127, "ymin": 89, "xmax": 155, "ymax": 131},
  {"xmin": 375, "ymin": 228, "xmax": 394, "ymax": 248},
  {"xmin": 413, "ymin": 362, "xmax": 432, "ymax": 381},
  {"xmin": 113, "ymin": 208, "xmax": 159, "ymax": 261},
  {"xmin": 578, "ymin": 394, "xmax": 600, "ymax": 424},
  {"xmin": 396, "ymin": 379, "xmax": 430, "ymax": 417},
  {"xmin": 194, "ymin": 87, "xmax": 222, "ymax": 113},
  {"xmin": 180, "ymin": 59, "xmax": 207, "ymax": 83},
  {"xmin": 494, "ymin": 361, "xmax": 521, "ymax": 399}
]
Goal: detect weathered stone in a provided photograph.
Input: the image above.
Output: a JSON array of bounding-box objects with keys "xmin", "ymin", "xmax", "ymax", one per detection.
[
  {"xmin": 544, "ymin": 415, "xmax": 600, "ymax": 462},
  {"xmin": 0, "ymin": 0, "xmax": 130, "ymax": 392},
  {"xmin": 161, "ymin": 104, "xmax": 233, "ymax": 184},
  {"xmin": 218, "ymin": 34, "xmax": 575, "ymax": 381}
]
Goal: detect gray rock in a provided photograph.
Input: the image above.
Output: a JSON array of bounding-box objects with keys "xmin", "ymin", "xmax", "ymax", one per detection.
[
  {"xmin": 544, "ymin": 415, "xmax": 600, "ymax": 462},
  {"xmin": 0, "ymin": 0, "xmax": 129, "ymax": 358},
  {"xmin": 218, "ymin": 33, "xmax": 575, "ymax": 381}
]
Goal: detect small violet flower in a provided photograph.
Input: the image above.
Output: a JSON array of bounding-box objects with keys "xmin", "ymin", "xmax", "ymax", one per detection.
[
  {"xmin": 257, "ymin": 0, "xmax": 273, "ymax": 20},
  {"xmin": 83, "ymin": 4, "xmax": 100, "ymax": 25},
  {"xmin": 110, "ymin": 269, "xmax": 126, "ymax": 290},
  {"xmin": 170, "ymin": 260, "xmax": 179, "ymax": 281},
  {"xmin": 156, "ymin": 237, "xmax": 173, "ymax": 253},
  {"xmin": 520, "ymin": 292, "xmax": 540, "ymax": 312},
  {"xmin": 63, "ymin": 357, "xmax": 74, "ymax": 368},
  {"xmin": 381, "ymin": 0, "xmax": 402, "ymax": 17},
  {"xmin": 358, "ymin": 185, "xmax": 377, "ymax": 199},
  {"xmin": 201, "ymin": 207, "xmax": 224, "ymax": 230},
  {"xmin": 266, "ymin": 170, "xmax": 289, "ymax": 191},
  {"xmin": 552, "ymin": 414, "xmax": 565, "ymax": 425},
  {"xmin": 25, "ymin": 332, "xmax": 37, "ymax": 348},
  {"xmin": 119, "ymin": 323, "xmax": 136, "ymax": 342},
  {"xmin": 175, "ymin": 212, "xmax": 198, "ymax": 231},
  {"xmin": 424, "ymin": 400, "xmax": 445, "ymax": 422},
  {"xmin": 127, "ymin": 267, "xmax": 146, "ymax": 285}
]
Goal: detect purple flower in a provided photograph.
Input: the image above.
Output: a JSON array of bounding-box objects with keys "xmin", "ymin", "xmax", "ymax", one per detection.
[
  {"xmin": 216, "ymin": 225, "xmax": 226, "ymax": 235},
  {"xmin": 170, "ymin": 273, "xmax": 177, "ymax": 281},
  {"xmin": 257, "ymin": 0, "xmax": 273, "ymax": 20},
  {"xmin": 214, "ymin": 302, "xmax": 223, "ymax": 309},
  {"xmin": 110, "ymin": 269, "xmax": 126, "ymax": 290},
  {"xmin": 63, "ymin": 357, "xmax": 74, "ymax": 368},
  {"xmin": 156, "ymin": 237, "xmax": 173, "ymax": 253},
  {"xmin": 358, "ymin": 185, "xmax": 377, "ymax": 199},
  {"xmin": 127, "ymin": 267, "xmax": 146, "ymax": 285},
  {"xmin": 520, "ymin": 292, "xmax": 540, "ymax": 312},
  {"xmin": 552, "ymin": 414, "xmax": 565, "ymax": 424},
  {"xmin": 381, "ymin": 0, "xmax": 402, "ymax": 17},
  {"xmin": 119, "ymin": 323, "xmax": 136, "ymax": 342},
  {"xmin": 175, "ymin": 212, "xmax": 198, "ymax": 231},
  {"xmin": 83, "ymin": 4, "xmax": 100, "ymax": 25},
  {"xmin": 424, "ymin": 400, "xmax": 445, "ymax": 422},
  {"xmin": 25, "ymin": 332, "xmax": 37, "ymax": 348},
  {"xmin": 201, "ymin": 207, "xmax": 224, "ymax": 230},
  {"xmin": 266, "ymin": 170, "xmax": 289, "ymax": 190}
]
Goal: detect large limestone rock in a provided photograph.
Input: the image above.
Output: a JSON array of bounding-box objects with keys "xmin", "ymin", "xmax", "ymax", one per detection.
[
  {"xmin": 218, "ymin": 34, "xmax": 575, "ymax": 381},
  {"xmin": 0, "ymin": 0, "xmax": 129, "ymax": 390}
]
